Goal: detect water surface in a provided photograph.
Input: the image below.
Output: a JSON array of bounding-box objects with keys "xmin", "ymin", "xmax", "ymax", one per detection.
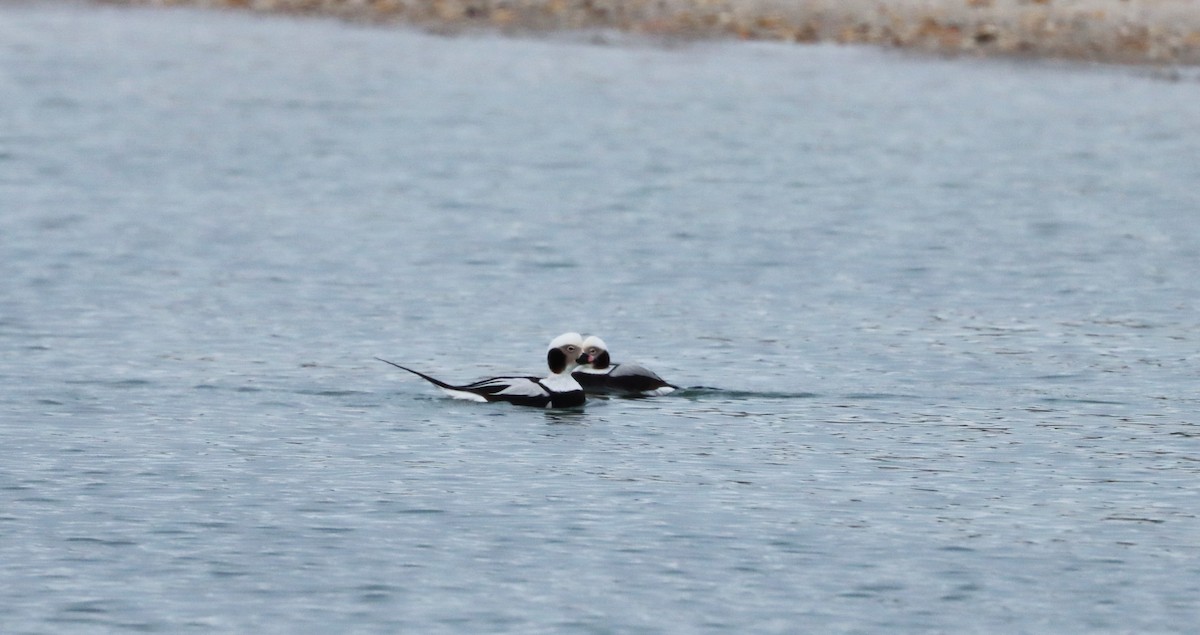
[{"xmin": 2, "ymin": 2, "xmax": 1199, "ymax": 632}]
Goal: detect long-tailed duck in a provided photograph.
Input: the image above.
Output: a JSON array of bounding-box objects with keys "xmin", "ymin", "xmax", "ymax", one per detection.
[
  {"xmin": 574, "ymin": 335, "xmax": 677, "ymax": 396},
  {"xmin": 377, "ymin": 332, "xmax": 587, "ymax": 408}
]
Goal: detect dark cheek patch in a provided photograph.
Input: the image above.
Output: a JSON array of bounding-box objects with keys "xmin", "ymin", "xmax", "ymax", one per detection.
[
  {"xmin": 593, "ymin": 350, "xmax": 611, "ymax": 370},
  {"xmin": 547, "ymin": 348, "xmax": 567, "ymax": 374}
]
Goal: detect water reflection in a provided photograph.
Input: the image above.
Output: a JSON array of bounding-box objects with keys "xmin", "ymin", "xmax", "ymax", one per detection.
[{"xmin": 543, "ymin": 408, "xmax": 588, "ymax": 425}]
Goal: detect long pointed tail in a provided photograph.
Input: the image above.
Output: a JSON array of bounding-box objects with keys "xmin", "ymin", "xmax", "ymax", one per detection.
[{"xmin": 374, "ymin": 357, "xmax": 459, "ymax": 391}]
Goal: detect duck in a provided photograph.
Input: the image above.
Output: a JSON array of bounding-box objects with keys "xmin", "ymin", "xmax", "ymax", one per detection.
[
  {"xmin": 376, "ymin": 332, "xmax": 587, "ymax": 408},
  {"xmin": 574, "ymin": 335, "xmax": 677, "ymax": 396}
]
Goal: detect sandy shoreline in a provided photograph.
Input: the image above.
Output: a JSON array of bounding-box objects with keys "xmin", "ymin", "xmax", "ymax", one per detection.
[{"xmin": 105, "ymin": 0, "xmax": 1200, "ymax": 65}]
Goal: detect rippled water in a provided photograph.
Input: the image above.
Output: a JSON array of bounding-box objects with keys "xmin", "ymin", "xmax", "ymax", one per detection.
[{"xmin": 3, "ymin": 2, "xmax": 1200, "ymax": 632}]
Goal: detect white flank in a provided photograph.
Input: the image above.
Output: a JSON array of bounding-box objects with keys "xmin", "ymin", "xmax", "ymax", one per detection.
[
  {"xmin": 497, "ymin": 381, "xmax": 549, "ymax": 398},
  {"xmin": 439, "ymin": 388, "xmax": 489, "ymax": 403}
]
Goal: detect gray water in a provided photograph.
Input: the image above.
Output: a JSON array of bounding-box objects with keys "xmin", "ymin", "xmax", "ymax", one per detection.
[{"xmin": 3, "ymin": 1, "xmax": 1200, "ymax": 632}]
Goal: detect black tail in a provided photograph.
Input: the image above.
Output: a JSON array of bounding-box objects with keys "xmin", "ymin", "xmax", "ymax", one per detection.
[{"xmin": 374, "ymin": 357, "xmax": 459, "ymax": 390}]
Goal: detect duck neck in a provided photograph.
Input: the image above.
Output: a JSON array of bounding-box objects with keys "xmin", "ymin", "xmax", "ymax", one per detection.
[{"xmin": 541, "ymin": 368, "xmax": 582, "ymax": 392}]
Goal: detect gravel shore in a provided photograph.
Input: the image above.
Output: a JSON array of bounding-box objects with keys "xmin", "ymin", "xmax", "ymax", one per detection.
[{"xmin": 108, "ymin": 0, "xmax": 1200, "ymax": 65}]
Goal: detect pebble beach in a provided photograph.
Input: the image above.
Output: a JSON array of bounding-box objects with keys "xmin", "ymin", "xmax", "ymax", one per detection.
[{"xmin": 104, "ymin": 0, "xmax": 1200, "ymax": 65}]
